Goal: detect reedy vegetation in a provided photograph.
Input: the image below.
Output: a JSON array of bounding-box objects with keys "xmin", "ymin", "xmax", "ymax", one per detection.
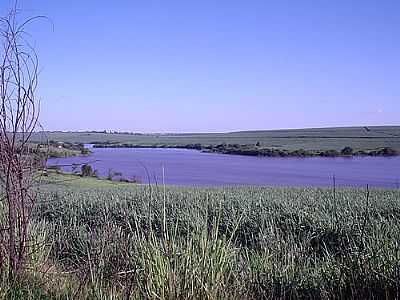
[{"xmin": 1, "ymin": 178, "xmax": 399, "ymax": 299}]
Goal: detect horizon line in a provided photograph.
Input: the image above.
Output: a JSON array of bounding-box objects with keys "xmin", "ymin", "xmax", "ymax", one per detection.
[{"xmin": 36, "ymin": 124, "xmax": 400, "ymax": 135}]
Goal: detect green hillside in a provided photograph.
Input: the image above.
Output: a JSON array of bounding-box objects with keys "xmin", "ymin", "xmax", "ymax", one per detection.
[{"xmin": 34, "ymin": 126, "xmax": 400, "ymax": 151}]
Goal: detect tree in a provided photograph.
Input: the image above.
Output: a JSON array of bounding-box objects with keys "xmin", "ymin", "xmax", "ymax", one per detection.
[{"xmin": 0, "ymin": 7, "xmax": 44, "ymax": 278}]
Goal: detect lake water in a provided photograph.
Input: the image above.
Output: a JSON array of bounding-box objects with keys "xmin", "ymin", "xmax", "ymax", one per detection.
[{"xmin": 47, "ymin": 147, "xmax": 400, "ymax": 188}]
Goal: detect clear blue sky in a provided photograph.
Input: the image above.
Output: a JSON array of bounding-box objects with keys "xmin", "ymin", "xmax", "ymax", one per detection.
[{"xmin": 1, "ymin": 0, "xmax": 399, "ymax": 132}]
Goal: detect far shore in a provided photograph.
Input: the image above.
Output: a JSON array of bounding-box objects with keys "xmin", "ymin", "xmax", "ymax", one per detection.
[
  {"xmin": 92, "ymin": 142, "xmax": 399, "ymax": 158},
  {"xmin": 37, "ymin": 126, "xmax": 400, "ymax": 159}
]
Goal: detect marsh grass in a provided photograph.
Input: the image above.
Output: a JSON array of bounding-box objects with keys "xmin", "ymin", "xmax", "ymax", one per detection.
[{"xmin": 1, "ymin": 179, "xmax": 400, "ymax": 299}]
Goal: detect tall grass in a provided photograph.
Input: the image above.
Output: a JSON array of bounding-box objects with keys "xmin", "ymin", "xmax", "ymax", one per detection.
[{"xmin": 1, "ymin": 183, "xmax": 400, "ymax": 299}]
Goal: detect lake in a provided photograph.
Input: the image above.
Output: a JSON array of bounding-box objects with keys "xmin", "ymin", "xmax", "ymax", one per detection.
[{"xmin": 47, "ymin": 147, "xmax": 400, "ymax": 188}]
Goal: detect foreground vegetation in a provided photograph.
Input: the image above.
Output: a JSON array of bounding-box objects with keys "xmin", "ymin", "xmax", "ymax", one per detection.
[{"xmin": 1, "ymin": 174, "xmax": 399, "ymax": 299}]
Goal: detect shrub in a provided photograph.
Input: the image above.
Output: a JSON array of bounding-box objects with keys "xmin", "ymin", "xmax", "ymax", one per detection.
[
  {"xmin": 81, "ymin": 164, "xmax": 93, "ymax": 177},
  {"xmin": 341, "ymin": 146, "xmax": 353, "ymax": 156}
]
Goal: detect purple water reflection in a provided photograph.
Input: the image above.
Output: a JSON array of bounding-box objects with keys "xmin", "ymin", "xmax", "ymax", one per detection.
[{"xmin": 47, "ymin": 147, "xmax": 400, "ymax": 188}]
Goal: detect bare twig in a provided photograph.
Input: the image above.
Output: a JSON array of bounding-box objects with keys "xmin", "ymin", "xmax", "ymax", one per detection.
[{"xmin": 0, "ymin": 6, "xmax": 44, "ymax": 278}]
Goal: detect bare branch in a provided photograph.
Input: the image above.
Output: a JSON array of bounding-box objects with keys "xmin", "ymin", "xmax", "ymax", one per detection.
[{"xmin": 0, "ymin": 5, "xmax": 44, "ymax": 278}]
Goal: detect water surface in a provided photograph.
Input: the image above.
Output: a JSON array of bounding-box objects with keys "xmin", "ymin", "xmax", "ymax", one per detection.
[{"xmin": 47, "ymin": 147, "xmax": 400, "ymax": 188}]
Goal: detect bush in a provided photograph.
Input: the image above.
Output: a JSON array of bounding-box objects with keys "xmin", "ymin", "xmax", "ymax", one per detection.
[
  {"xmin": 81, "ymin": 164, "xmax": 93, "ymax": 177},
  {"xmin": 341, "ymin": 146, "xmax": 353, "ymax": 156}
]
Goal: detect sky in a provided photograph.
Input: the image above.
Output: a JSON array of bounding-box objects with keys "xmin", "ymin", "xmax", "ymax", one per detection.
[{"xmin": 0, "ymin": 0, "xmax": 399, "ymax": 132}]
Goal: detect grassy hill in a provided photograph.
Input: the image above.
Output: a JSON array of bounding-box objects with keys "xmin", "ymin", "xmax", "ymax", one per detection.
[{"xmin": 33, "ymin": 126, "xmax": 400, "ymax": 152}]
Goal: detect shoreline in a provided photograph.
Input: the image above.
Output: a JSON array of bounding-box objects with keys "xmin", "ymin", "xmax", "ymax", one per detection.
[{"xmin": 92, "ymin": 143, "xmax": 399, "ymax": 158}]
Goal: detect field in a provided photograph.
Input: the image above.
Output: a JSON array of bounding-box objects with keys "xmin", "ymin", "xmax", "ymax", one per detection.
[
  {"xmin": 4, "ymin": 173, "xmax": 400, "ymax": 299},
  {"xmin": 32, "ymin": 126, "xmax": 400, "ymax": 152}
]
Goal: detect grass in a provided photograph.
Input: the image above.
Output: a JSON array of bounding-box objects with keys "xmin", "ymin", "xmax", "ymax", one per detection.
[
  {"xmin": 31, "ymin": 126, "xmax": 400, "ymax": 152},
  {"xmin": 1, "ymin": 173, "xmax": 399, "ymax": 299}
]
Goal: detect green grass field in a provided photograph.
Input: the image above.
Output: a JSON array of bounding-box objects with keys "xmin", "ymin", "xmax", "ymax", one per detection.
[
  {"xmin": 4, "ymin": 173, "xmax": 400, "ymax": 299},
  {"xmin": 33, "ymin": 126, "xmax": 400, "ymax": 151}
]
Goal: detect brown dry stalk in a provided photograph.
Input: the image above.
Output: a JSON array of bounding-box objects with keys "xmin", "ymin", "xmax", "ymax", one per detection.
[{"xmin": 0, "ymin": 5, "xmax": 45, "ymax": 279}]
